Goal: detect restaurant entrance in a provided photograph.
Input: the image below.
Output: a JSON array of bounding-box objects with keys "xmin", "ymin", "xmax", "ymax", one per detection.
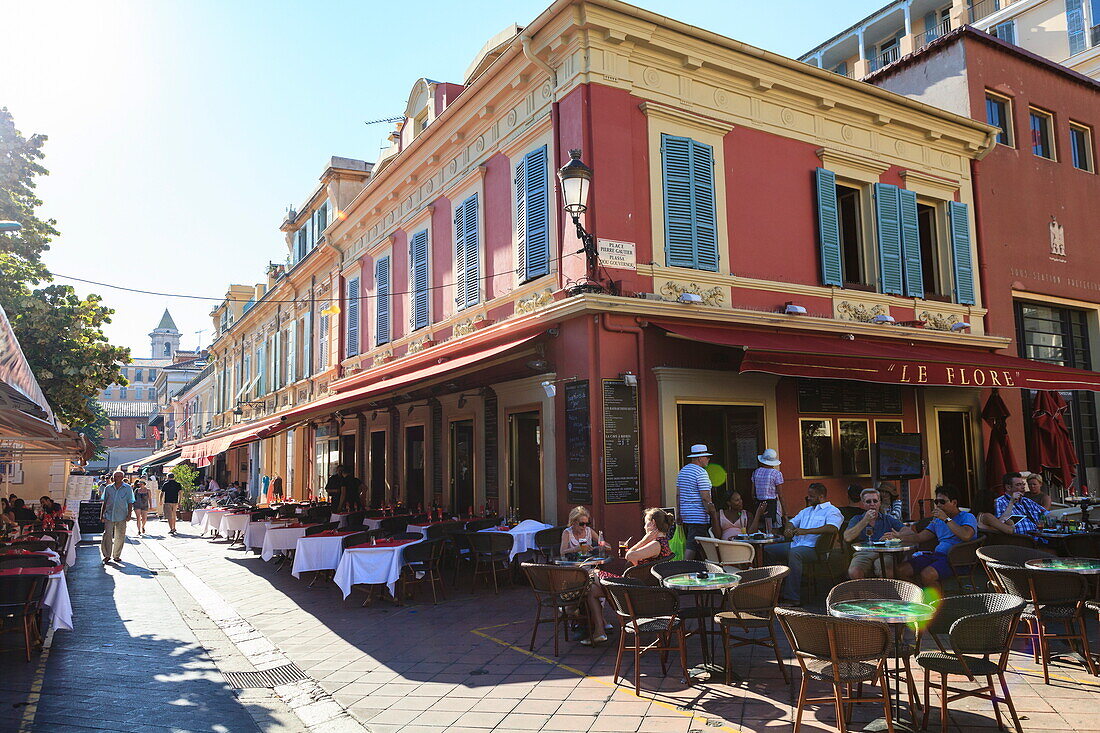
[
  {"xmin": 677, "ymin": 403, "xmax": 765, "ymax": 508},
  {"xmin": 405, "ymin": 425, "xmax": 425, "ymax": 512},
  {"xmin": 508, "ymin": 411, "xmax": 542, "ymax": 521},
  {"xmin": 450, "ymin": 420, "xmax": 474, "ymax": 514},
  {"xmin": 936, "ymin": 409, "xmax": 975, "ymax": 504},
  {"xmin": 369, "ymin": 431, "xmax": 386, "ymax": 508}
]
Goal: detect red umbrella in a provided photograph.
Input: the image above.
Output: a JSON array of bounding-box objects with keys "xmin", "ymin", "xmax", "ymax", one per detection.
[
  {"xmin": 1030, "ymin": 390, "xmax": 1079, "ymax": 490},
  {"xmin": 982, "ymin": 389, "xmax": 1018, "ymax": 490}
]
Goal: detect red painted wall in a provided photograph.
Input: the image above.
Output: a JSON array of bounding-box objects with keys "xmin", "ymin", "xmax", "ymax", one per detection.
[
  {"xmin": 390, "ymin": 229, "xmax": 409, "ymax": 345},
  {"xmin": 481, "ymin": 152, "xmax": 513, "ymax": 302},
  {"xmin": 429, "ymin": 197, "xmax": 454, "ymax": 330}
]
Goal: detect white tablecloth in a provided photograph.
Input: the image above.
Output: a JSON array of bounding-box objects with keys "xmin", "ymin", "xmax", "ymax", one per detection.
[
  {"xmin": 191, "ymin": 508, "xmax": 209, "ymax": 527},
  {"xmin": 260, "ymin": 526, "xmax": 307, "ymax": 562},
  {"xmin": 479, "ymin": 520, "xmax": 552, "ymax": 561},
  {"xmin": 44, "ymin": 571, "xmax": 72, "ymax": 631},
  {"xmin": 331, "ymin": 513, "xmax": 352, "ymax": 528},
  {"xmin": 363, "ymin": 515, "xmax": 414, "ymax": 531},
  {"xmin": 243, "ymin": 520, "xmax": 291, "ymax": 550},
  {"xmin": 291, "ymin": 534, "xmax": 353, "ymax": 578},
  {"xmin": 201, "ymin": 510, "xmax": 231, "ymax": 536},
  {"xmin": 334, "ymin": 539, "xmax": 422, "ymax": 597},
  {"xmin": 219, "ymin": 513, "xmax": 251, "ymax": 537},
  {"xmin": 66, "ymin": 523, "xmax": 80, "ymax": 567}
]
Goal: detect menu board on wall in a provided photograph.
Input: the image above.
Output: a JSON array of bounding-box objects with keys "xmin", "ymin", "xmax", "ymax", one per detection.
[
  {"xmin": 797, "ymin": 379, "xmax": 903, "ymax": 415},
  {"xmin": 565, "ymin": 381, "xmax": 593, "ymax": 505},
  {"xmin": 603, "ymin": 379, "xmax": 641, "ymax": 504}
]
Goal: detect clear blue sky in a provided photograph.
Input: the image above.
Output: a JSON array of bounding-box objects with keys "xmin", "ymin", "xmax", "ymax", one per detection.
[{"xmin": 1, "ymin": 0, "xmax": 882, "ymax": 357}]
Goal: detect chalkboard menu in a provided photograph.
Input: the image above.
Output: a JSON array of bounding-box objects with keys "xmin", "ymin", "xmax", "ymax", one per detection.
[
  {"xmin": 565, "ymin": 381, "xmax": 593, "ymax": 505},
  {"xmin": 603, "ymin": 379, "xmax": 641, "ymax": 504},
  {"xmin": 797, "ymin": 379, "xmax": 903, "ymax": 415},
  {"xmin": 78, "ymin": 500, "xmax": 104, "ymax": 534}
]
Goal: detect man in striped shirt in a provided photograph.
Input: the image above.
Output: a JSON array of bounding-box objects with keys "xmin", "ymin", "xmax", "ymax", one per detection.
[{"xmin": 677, "ymin": 444, "xmax": 719, "ymax": 561}]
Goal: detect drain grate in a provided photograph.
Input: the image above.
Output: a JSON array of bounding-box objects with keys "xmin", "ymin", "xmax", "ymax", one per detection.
[{"xmin": 223, "ymin": 664, "xmax": 307, "ymax": 689}]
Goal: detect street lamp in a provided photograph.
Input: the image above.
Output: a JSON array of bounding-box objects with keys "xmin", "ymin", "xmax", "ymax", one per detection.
[
  {"xmin": 557, "ymin": 149, "xmax": 605, "ymax": 294},
  {"xmin": 0, "ymin": 221, "xmax": 22, "ymax": 233},
  {"xmin": 233, "ymin": 401, "xmax": 265, "ymax": 417}
]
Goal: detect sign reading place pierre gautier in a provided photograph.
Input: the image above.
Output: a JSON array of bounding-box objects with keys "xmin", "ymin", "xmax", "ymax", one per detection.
[{"xmin": 597, "ymin": 239, "xmax": 636, "ymax": 270}]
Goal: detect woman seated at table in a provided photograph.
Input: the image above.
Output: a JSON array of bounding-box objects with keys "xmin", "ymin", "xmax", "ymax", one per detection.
[
  {"xmin": 972, "ymin": 488, "xmax": 1023, "ymax": 536},
  {"xmin": 716, "ymin": 491, "xmax": 763, "ymax": 540},
  {"xmin": 877, "ymin": 481, "xmax": 904, "ymax": 520},
  {"xmin": 1025, "ymin": 472, "xmax": 1053, "ymax": 511},
  {"xmin": 560, "ymin": 506, "xmax": 599, "ymax": 556},
  {"xmin": 580, "ymin": 508, "xmax": 674, "ymax": 646}
]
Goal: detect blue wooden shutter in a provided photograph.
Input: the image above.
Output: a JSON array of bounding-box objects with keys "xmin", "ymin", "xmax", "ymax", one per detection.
[
  {"xmin": 302, "ymin": 310, "xmax": 312, "ymax": 376},
  {"xmin": 514, "ymin": 154, "xmax": 526, "ymax": 280},
  {"xmin": 874, "ymin": 183, "xmax": 904, "ymax": 296},
  {"xmin": 898, "ymin": 189, "xmax": 924, "ymax": 299},
  {"xmin": 454, "ymin": 204, "xmax": 466, "ymax": 308},
  {"xmin": 346, "ymin": 277, "xmax": 360, "ymax": 356},
  {"xmin": 318, "ymin": 314, "xmax": 329, "ymax": 371},
  {"xmin": 948, "ymin": 201, "xmax": 975, "ymax": 305},
  {"xmin": 410, "ymin": 230, "xmax": 429, "ymax": 330},
  {"xmin": 814, "ymin": 168, "xmax": 843, "ymax": 287},
  {"xmin": 271, "ymin": 331, "xmax": 281, "ymax": 388},
  {"xmin": 258, "ymin": 342, "xmax": 267, "ymax": 395},
  {"xmin": 375, "ymin": 258, "xmax": 391, "ymax": 345},
  {"xmin": 1068, "ymin": 0, "xmax": 1086, "ymax": 55},
  {"xmin": 661, "ymin": 134, "xmax": 718, "ymax": 271},
  {"xmin": 463, "ymin": 194, "xmax": 480, "ymax": 307},
  {"xmin": 690, "ymin": 139, "xmax": 719, "ymax": 272},
  {"xmin": 524, "ymin": 146, "xmax": 550, "ymax": 280}
]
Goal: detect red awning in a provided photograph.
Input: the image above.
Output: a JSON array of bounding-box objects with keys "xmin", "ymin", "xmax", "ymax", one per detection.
[
  {"xmin": 179, "ymin": 417, "xmax": 279, "ymax": 467},
  {"xmin": 656, "ymin": 321, "xmax": 1100, "ymax": 391},
  {"xmin": 271, "ymin": 332, "xmax": 542, "ymax": 425}
]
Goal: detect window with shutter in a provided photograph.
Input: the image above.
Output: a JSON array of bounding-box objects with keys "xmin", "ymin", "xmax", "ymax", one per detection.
[
  {"xmin": 454, "ymin": 194, "xmax": 480, "ymax": 309},
  {"xmin": 376, "ymin": 256, "xmax": 391, "ymax": 346},
  {"xmin": 410, "ymin": 230, "xmax": 430, "ymax": 330},
  {"xmin": 346, "ymin": 277, "xmax": 360, "ymax": 357},
  {"xmin": 287, "ymin": 325, "xmax": 297, "ymax": 384},
  {"xmin": 873, "ymin": 183, "xmax": 904, "ymax": 296},
  {"xmin": 258, "ymin": 342, "xmax": 267, "ymax": 395},
  {"xmin": 302, "ymin": 312, "xmax": 312, "ymax": 377},
  {"xmin": 516, "ymin": 146, "xmax": 549, "ymax": 282},
  {"xmin": 318, "ymin": 313, "xmax": 330, "ymax": 373},
  {"xmin": 898, "ymin": 189, "xmax": 924, "ymax": 299},
  {"xmin": 1068, "ymin": 0, "xmax": 1087, "ymax": 55},
  {"xmin": 661, "ymin": 134, "xmax": 719, "ymax": 272},
  {"xmin": 948, "ymin": 201, "xmax": 976, "ymax": 305},
  {"xmin": 815, "ymin": 168, "xmax": 843, "ymax": 287}
]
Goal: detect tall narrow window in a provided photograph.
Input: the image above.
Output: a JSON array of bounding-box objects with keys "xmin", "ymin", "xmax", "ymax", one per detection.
[
  {"xmin": 345, "ymin": 277, "xmax": 360, "ymax": 357},
  {"xmin": 917, "ymin": 203, "xmax": 942, "ymax": 297},
  {"xmin": 985, "ymin": 92, "xmax": 1013, "ymax": 146},
  {"xmin": 1070, "ymin": 123, "xmax": 1094, "ymax": 172},
  {"xmin": 1030, "ymin": 108, "xmax": 1055, "ymax": 160},
  {"xmin": 453, "ymin": 194, "xmax": 480, "ymax": 310},
  {"xmin": 992, "ymin": 20, "xmax": 1016, "ymax": 44},
  {"xmin": 119, "ymin": 387, "xmax": 127, "ymax": 399},
  {"xmin": 318, "ymin": 314, "xmax": 330, "ymax": 373},
  {"xmin": 410, "ymin": 230, "xmax": 430, "ymax": 330},
  {"xmin": 837, "ymin": 186, "xmax": 865, "ymax": 286},
  {"xmin": 661, "ymin": 134, "xmax": 718, "ymax": 272},
  {"xmin": 376, "ymin": 256, "xmax": 391, "ymax": 346},
  {"xmin": 148, "ymin": 387, "xmax": 156, "ymax": 400},
  {"xmin": 515, "ymin": 146, "xmax": 550, "ymax": 282},
  {"xmin": 1068, "ymin": 0, "xmax": 1087, "ymax": 55}
]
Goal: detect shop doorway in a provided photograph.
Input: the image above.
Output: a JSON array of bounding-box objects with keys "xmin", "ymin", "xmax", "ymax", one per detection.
[
  {"xmin": 340, "ymin": 434, "xmax": 356, "ymax": 474},
  {"xmin": 450, "ymin": 420, "xmax": 474, "ymax": 514},
  {"xmin": 369, "ymin": 431, "xmax": 387, "ymax": 508},
  {"xmin": 508, "ymin": 411, "xmax": 542, "ymax": 521},
  {"xmin": 677, "ymin": 404, "xmax": 765, "ymax": 510},
  {"xmin": 405, "ymin": 426, "xmax": 425, "ymax": 512},
  {"xmin": 936, "ymin": 410, "xmax": 974, "ymax": 505}
]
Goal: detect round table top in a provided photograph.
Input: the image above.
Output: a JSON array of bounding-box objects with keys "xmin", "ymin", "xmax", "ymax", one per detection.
[
  {"xmin": 554, "ymin": 551, "xmax": 611, "ymax": 568},
  {"xmin": 663, "ymin": 572, "xmax": 740, "ymax": 591},
  {"xmin": 829, "ymin": 599, "xmax": 936, "ymax": 624},
  {"xmin": 852, "ymin": 542, "xmax": 916, "ymax": 554},
  {"xmin": 728, "ymin": 534, "xmax": 784, "ymax": 545},
  {"xmin": 1025, "ymin": 557, "xmax": 1100, "ymax": 574}
]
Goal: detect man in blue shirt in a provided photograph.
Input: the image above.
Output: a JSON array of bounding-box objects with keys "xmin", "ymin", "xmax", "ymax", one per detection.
[
  {"xmin": 843, "ymin": 487, "xmax": 903, "ymax": 579},
  {"xmin": 676, "ymin": 444, "xmax": 719, "ymax": 561},
  {"xmin": 763, "ymin": 483, "xmax": 843, "ymax": 606},
  {"xmin": 886, "ymin": 484, "xmax": 977, "ymax": 588},
  {"xmin": 100, "ymin": 470, "xmax": 135, "ymax": 565},
  {"xmin": 995, "ymin": 472, "xmax": 1047, "ymax": 535}
]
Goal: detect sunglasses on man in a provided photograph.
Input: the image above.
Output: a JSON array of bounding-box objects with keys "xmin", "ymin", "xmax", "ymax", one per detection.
[{"xmin": 934, "ymin": 498, "xmax": 949, "ymax": 505}]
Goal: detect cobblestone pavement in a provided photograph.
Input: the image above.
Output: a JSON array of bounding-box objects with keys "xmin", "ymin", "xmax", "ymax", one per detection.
[{"xmin": 7, "ymin": 517, "xmax": 1100, "ymax": 732}]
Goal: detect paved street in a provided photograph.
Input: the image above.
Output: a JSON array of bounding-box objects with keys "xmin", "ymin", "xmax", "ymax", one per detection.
[{"xmin": 5, "ymin": 518, "xmax": 1100, "ymax": 732}]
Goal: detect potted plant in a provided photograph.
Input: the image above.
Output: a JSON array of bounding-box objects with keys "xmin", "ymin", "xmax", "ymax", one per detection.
[{"xmin": 174, "ymin": 463, "xmax": 199, "ymax": 521}]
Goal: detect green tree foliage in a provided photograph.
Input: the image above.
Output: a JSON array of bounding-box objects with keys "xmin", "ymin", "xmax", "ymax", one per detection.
[
  {"xmin": 0, "ymin": 107, "xmax": 129, "ymax": 435},
  {"xmin": 172, "ymin": 463, "xmax": 199, "ymax": 511}
]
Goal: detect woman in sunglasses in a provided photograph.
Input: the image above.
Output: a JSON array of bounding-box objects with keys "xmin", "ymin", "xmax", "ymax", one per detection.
[{"xmin": 560, "ymin": 506, "xmax": 600, "ymax": 556}]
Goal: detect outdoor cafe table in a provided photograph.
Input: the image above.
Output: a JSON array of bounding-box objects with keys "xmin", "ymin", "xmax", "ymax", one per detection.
[
  {"xmin": 331, "ymin": 512, "xmax": 352, "ymax": 529},
  {"xmin": 243, "ymin": 519, "xmax": 293, "ymax": 551},
  {"xmin": 829, "ymin": 598, "xmax": 935, "ymax": 724},
  {"xmin": 65, "ymin": 521, "xmax": 80, "ymax": 566},
  {"xmin": 291, "ymin": 530, "xmax": 361, "ymax": 578},
  {"xmin": 200, "ymin": 509, "xmax": 230, "ymax": 536},
  {"xmin": 479, "ymin": 520, "xmax": 553, "ymax": 561},
  {"xmin": 334, "ymin": 538, "xmax": 422, "ymax": 598},
  {"xmin": 218, "ymin": 512, "xmax": 252, "ymax": 540},
  {"xmin": 0, "ymin": 565, "xmax": 71, "ymax": 631},
  {"xmin": 1026, "ymin": 557, "xmax": 1100, "ymax": 600},
  {"xmin": 726, "ymin": 534, "xmax": 785, "ymax": 567},
  {"xmin": 851, "ymin": 541, "xmax": 917, "ymax": 579},
  {"xmin": 190, "ymin": 508, "xmax": 210, "ymax": 527},
  {"xmin": 260, "ymin": 524, "xmax": 313, "ymax": 562},
  {"xmin": 662, "ymin": 572, "xmax": 740, "ymax": 675}
]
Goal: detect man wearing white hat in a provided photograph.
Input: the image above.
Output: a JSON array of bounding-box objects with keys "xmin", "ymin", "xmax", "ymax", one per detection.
[
  {"xmin": 752, "ymin": 448, "xmax": 785, "ymax": 533},
  {"xmin": 677, "ymin": 444, "xmax": 719, "ymax": 561}
]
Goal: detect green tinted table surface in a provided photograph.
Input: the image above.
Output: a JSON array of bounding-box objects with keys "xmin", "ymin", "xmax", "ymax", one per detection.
[
  {"xmin": 728, "ymin": 534, "xmax": 784, "ymax": 544},
  {"xmin": 829, "ymin": 599, "xmax": 935, "ymax": 624},
  {"xmin": 852, "ymin": 542, "xmax": 916, "ymax": 553},
  {"xmin": 663, "ymin": 572, "xmax": 740, "ymax": 590},
  {"xmin": 1025, "ymin": 557, "xmax": 1100, "ymax": 574}
]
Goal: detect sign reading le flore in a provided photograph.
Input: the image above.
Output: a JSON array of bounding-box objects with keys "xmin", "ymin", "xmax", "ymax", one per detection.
[{"xmin": 889, "ymin": 363, "xmax": 1021, "ymax": 386}]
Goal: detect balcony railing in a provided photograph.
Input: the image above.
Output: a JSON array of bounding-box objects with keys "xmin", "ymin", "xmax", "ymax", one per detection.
[
  {"xmin": 913, "ymin": 18, "xmax": 953, "ymax": 50},
  {"xmin": 871, "ymin": 45, "xmax": 901, "ymax": 71},
  {"xmin": 969, "ymin": 0, "xmax": 1014, "ymax": 24}
]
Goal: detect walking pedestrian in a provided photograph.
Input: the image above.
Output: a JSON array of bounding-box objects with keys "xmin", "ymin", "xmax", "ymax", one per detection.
[
  {"xmin": 100, "ymin": 470, "xmax": 135, "ymax": 565},
  {"xmin": 133, "ymin": 480, "xmax": 151, "ymax": 535},
  {"xmin": 676, "ymin": 444, "xmax": 719, "ymax": 561},
  {"xmin": 160, "ymin": 472, "xmax": 182, "ymax": 535}
]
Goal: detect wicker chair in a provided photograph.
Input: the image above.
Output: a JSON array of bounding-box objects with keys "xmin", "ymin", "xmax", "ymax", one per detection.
[
  {"xmin": 379, "ymin": 516, "xmax": 411, "ymax": 536},
  {"xmin": 521, "ymin": 563, "xmax": 590, "ymax": 656},
  {"xmin": 696, "ymin": 537, "xmax": 755, "ymax": 571},
  {"xmin": 976, "ymin": 545, "xmax": 1054, "ymax": 591},
  {"xmin": 400, "ymin": 539, "xmax": 446, "ymax": 604},
  {"xmin": 916, "ymin": 593, "xmax": 1026, "ymax": 733},
  {"xmin": 714, "ymin": 565, "xmax": 790, "ymax": 684},
  {"xmin": 776, "ymin": 607, "xmax": 893, "ymax": 733},
  {"xmin": 945, "ymin": 536, "xmax": 987, "ymax": 592},
  {"xmin": 602, "ymin": 578, "xmax": 689, "ymax": 696},
  {"xmin": 987, "ymin": 562, "xmax": 1097, "ymax": 683},
  {"xmin": 652, "ymin": 560, "xmax": 724, "ymax": 661},
  {"xmin": 464, "ymin": 518, "xmax": 498, "ymax": 532},
  {"xmin": 650, "ymin": 559, "xmax": 722, "ymax": 581},
  {"xmin": 467, "ymin": 532, "xmax": 514, "ymax": 593},
  {"xmin": 0, "ymin": 556, "xmax": 58, "ymax": 570},
  {"xmin": 0, "ymin": 574, "xmax": 48, "ymax": 661},
  {"xmin": 303, "ymin": 522, "xmax": 338, "ymax": 536},
  {"xmin": 533, "ymin": 526, "xmax": 566, "ymax": 563},
  {"xmin": 389, "ymin": 532, "xmax": 423, "ymax": 541},
  {"xmin": 340, "ymin": 531, "xmax": 374, "ymax": 549},
  {"xmin": 804, "ymin": 526, "xmax": 843, "ymax": 599},
  {"xmin": 622, "ymin": 564, "xmax": 660, "ymax": 585},
  {"xmin": 344, "ymin": 510, "xmax": 366, "ymax": 530},
  {"xmin": 981, "ymin": 531, "xmax": 1039, "ymax": 549},
  {"xmin": 425, "ymin": 521, "xmax": 463, "ymax": 540},
  {"xmin": 1062, "ymin": 533, "xmax": 1100, "ymax": 557}
]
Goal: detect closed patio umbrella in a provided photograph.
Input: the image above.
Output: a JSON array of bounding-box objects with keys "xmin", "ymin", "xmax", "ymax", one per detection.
[
  {"xmin": 982, "ymin": 389, "xmax": 1018, "ymax": 489},
  {"xmin": 1031, "ymin": 390, "xmax": 1079, "ymax": 491}
]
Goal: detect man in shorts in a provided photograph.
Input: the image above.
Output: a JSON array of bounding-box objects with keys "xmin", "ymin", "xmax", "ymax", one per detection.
[
  {"xmin": 160, "ymin": 472, "xmax": 182, "ymax": 535},
  {"xmin": 676, "ymin": 444, "xmax": 719, "ymax": 561},
  {"xmin": 886, "ymin": 485, "xmax": 977, "ymax": 588},
  {"xmin": 843, "ymin": 488, "xmax": 903, "ymax": 579}
]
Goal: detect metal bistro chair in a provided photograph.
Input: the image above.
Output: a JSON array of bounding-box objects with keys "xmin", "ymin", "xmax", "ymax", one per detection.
[
  {"xmin": 714, "ymin": 565, "xmax": 790, "ymax": 684},
  {"xmin": 916, "ymin": 593, "xmax": 1027, "ymax": 733},
  {"xmin": 0, "ymin": 574, "xmax": 48, "ymax": 661},
  {"xmin": 521, "ymin": 563, "xmax": 590, "ymax": 656},
  {"xmin": 988, "ymin": 561, "xmax": 1098, "ymax": 683},
  {"xmin": 467, "ymin": 532, "xmax": 514, "ymax": 594},
  {"xmin": 776, "ymin": 607, "xmax": 893, "ymax": 733},
  {"xmin": 696, "ymin": 537, "xmax": 755, "ymax": 571},
  {"xmin": 976, "ymin": 545, "xmax": 1054, "ymax": 592},
  {"xmin": 400, "ymin": 539, "xmax": 446, "ymax": 604},
  {"xmin": 602, "ymin": 577, "xmax": 689, "ymax": 696}
]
